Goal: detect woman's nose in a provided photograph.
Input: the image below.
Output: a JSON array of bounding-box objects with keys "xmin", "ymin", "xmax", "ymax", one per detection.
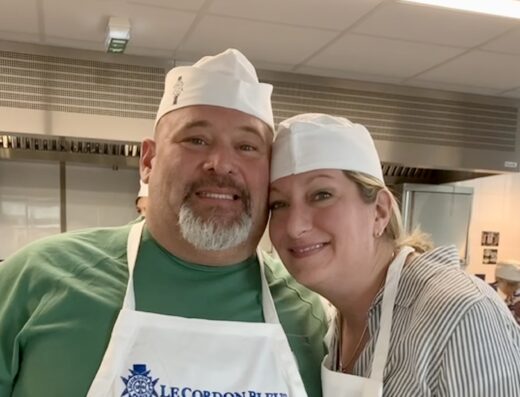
[{"xmin": 285, "ymin": 204, "xmax": 312, "ymax": 239}]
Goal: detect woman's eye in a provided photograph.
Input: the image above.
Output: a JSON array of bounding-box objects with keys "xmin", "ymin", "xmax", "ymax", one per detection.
[
  {"xmin": 269, "ymin": 201, "xmax": 286, "ymax": 211},
  {"xmin": 313, "ymin": 191, "xmax": 332, "ymax": 201}
]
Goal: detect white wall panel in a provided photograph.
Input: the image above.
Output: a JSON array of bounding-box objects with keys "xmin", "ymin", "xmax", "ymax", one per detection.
[
  {"xmin": 0, "ymin": 159, "xmax": 60, "ymax": 260},
  {"xmin": 65, "ymin": 164, "xmax": 139, "ymax": 231},
  {"xmin": 453, "ymin": 173, "xmax": 520, "ymax": 282}
]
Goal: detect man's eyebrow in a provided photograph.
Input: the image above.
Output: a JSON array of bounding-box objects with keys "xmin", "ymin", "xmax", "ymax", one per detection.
[
  {"xmin": 239, "ymin": 125, "xmax": 266, "ymax": 141},
  {"xmin": 179, "ymin": 120, "xmax": 267, "ymax": 142},
  {"xmin": 183, "ymin": 120, "xmax": 211, "ymax": 130}
]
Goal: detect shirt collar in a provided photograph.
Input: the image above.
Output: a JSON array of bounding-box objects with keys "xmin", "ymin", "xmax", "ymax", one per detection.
[{"xmin": 370, "ymin": 245, "xmax": 461, "ymax": 310}]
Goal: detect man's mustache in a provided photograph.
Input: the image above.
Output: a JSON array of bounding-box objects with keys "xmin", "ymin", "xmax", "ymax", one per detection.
[{"xmin": 183, "ymin": 175, "xmax": 251, "ymax": 215}]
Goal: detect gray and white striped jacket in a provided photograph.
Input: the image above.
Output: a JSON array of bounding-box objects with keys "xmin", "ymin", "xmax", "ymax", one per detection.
[{"xmin": 327, "ymin": 245, "xmax": 520, "ymax": 396}]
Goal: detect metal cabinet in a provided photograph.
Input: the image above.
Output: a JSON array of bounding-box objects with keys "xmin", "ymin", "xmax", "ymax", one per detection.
[{"xmin": 398, "ymin": 183, "xmax": 474, "ymax": 266}]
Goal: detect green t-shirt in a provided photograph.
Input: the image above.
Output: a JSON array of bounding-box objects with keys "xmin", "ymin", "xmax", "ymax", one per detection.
[{"xmin": 0, "ymin": 224, "xmax": 327, "ymax": 397}]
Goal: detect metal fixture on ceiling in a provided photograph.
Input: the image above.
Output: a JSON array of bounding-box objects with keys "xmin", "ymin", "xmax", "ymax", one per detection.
[
  {"xmin": 0, "ymin": 133, "xmax": 140, "ymax": 169},
  {"xmin": 106, "ymin": 17, "xmax": 131, "ymax": 54},
  {"xmin": 0, "ymin": 132, "xmax": 496, "ymax": 185}
]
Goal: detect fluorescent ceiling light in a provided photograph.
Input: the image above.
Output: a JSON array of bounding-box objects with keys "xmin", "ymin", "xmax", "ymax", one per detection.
[{"xmin": 400, "ymin": 0, "xmax": 520, "ymax": 19}]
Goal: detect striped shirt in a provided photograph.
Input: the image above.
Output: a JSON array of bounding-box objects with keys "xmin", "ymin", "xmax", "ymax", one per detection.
[{"xmin": 327, "ymin": 245, "xmax": 520, "ymax": 396}]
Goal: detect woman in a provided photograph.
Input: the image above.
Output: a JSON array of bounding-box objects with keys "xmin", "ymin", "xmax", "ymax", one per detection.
[
  {"xmin": 494, "ymin": 260, "xmax": 520, "ymax": 324},
  {"xmin": 268, "ymin": 113, "xmax": 520, "ymax": 396}
]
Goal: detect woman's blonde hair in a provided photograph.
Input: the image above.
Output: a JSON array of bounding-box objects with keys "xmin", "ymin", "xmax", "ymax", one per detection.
[{"xmin": 344, "ymin": 171, "xmax": 433, "ymax": 253}]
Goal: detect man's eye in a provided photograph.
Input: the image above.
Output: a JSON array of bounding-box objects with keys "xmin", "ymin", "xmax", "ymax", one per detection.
[
  {"xmin": 188, "ymin": 137, "xmax": 207, "ymax": 145},
  {"xmin": 269, "ymin": 201, "xmax": 286, "ymax": 211},
  {"xmin": 313, "ymin": 191, "xmax": 332, "ymax": 201},
  {"xmin": 184, "ymin": 137, "xmax": 208, "ymax": 146},
  {"xmin": 239, "ymin": 144, "xmax": 257, "ymax": 152}
]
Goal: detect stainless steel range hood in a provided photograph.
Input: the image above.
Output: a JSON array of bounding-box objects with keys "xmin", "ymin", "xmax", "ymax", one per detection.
[
  {"xmin": 0, "ymin": 44, "xmax": 518, "ymax": 184},
  {"xmin": 0, "ymin": 133, "xmax": 141, "ymax": 169},
  {"xmin": 262, "ymin": 70, "xmax": 520, "ymax": 185},
  {"xmin": 0, "ymin": 132, "xmax": 496, "ymax": 185}
]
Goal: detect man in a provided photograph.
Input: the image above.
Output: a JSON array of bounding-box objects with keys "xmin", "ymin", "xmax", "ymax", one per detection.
[
  {"xmin": 0, "ymin": 49, "xmax": 327, "ymax": 397},
  {"xmin": 494, "ymin": 260, "xmax": 520, "ymax": 324},
  {"xmin": 135, "ymin": 180, "xmax": 149, "ymax": 217}
]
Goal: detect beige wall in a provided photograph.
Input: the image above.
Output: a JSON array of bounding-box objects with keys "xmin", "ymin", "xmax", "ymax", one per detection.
[{"xmin": 454, "ymin": 172, "xmax": 520, "ymax": 282}]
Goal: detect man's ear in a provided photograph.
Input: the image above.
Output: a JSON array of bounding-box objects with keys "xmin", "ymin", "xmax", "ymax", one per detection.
[
  {"xmin": 374, "ymin": 189, "xmax": 392, "ymax": 237},
  {"xmin": 140, "ymin": 138, "xmax": 156, "ymax": 183}
]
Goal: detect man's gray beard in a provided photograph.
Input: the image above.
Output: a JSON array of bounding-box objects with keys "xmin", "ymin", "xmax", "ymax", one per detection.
[{"xmin": 178, "ymin": 204, "xmax": 253, "ymax": 251}]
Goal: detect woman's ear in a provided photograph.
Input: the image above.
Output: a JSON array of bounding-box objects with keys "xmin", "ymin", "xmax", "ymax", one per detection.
[
  {"xmin": 140, "ymin": 138, "xmax": 156, "ymax": 183},
  {"xmin": 374, "ymin": 189, "xmax": 392, "ymax": 237}
]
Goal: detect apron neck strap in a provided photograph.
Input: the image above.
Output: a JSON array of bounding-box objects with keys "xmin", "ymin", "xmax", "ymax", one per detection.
[
  {"xmin": 368, "ymin": 245, "xmax": 414, "ymax": 383},
  {"xmin": 257, "ymin": 249, "xmax": 281, "ymax": 324},
  {"xmin": 122, "ymin": 220, "xmax": 146, "ymax": 310},
  {"xmin": 122, "ymin": 221, "xmax": 280, "ymax": 325}
]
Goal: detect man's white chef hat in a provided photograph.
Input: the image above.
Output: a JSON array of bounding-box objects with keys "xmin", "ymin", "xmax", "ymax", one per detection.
[
  {"xmin": 137, "ymin": 180, "xmax": 148, "ymax": 198},
  {"xmin": 154, "ymin": 48, "xmax": 274, "ymax": 131},
  {"xmin": 270, "ymin": 113, "xmax": 384, "ymax": 183},
  {"xmin": 496, "ymin": 260, "xmax": 520, "ymax": 282}
]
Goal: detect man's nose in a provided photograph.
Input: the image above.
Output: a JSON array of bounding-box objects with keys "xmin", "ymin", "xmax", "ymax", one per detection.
[{"xmin": 202, "ymin": 146, "xmax": 236, "ymax": 175}]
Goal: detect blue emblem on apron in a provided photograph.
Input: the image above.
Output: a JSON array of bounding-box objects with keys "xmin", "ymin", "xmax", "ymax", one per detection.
[{"xmin": 121, "ymin": 364, "xmax": 159, "ymax": 397}]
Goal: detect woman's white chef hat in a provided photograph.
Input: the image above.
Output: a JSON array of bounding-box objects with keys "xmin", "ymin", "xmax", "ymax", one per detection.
[
  {"xmin": 137, "ymin": 180, "xmax": 148, "ymax": 198},
  {"xmin": 496, "ymin": 260, "xmax": 520, "ymax": 282},
  {"xmin": 154, "ymin": 48, "xmax": 274, "ymax": 131},
  {"xmin": 270, "ymin": 113, "xmax": 384, "ymax": 183}
]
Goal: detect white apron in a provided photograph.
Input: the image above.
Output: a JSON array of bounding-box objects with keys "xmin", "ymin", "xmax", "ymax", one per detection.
[
  {"xmin": 321, "ymin": 246, "xmax": 414, "ymax": 397},
  {"xmin": 87, "ymin": 220, "xmax": 308, "ymax": 397}
]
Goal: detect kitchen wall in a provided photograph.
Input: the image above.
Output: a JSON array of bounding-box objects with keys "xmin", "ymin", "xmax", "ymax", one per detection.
[
  {"xmin": 0, "ymin": 159, "xmax": 139, "ymax": 260},
  {"xmin": 0, "ymin": 160, "xmax": 60, "ymax": 260},
  {"xmin": 2, "ymin": 158, "xmax": 520, "ymax": 281},
  {"xmin": 65, "ymin": 163, "xmax": 140, "ymax": 232},
  {"xmin": 453, "ymin": 172, "xmax": 520, "ymax": 282}
]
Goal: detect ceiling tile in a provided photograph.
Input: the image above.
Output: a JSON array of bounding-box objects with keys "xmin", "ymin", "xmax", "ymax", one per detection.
[
  {"xmin": 295, "ymin": 65, "xmax": 405, "ymax": 85},
  {"xmin": 208, "ymin": 0, "xmax": 383, "ymax": 30},
  {"xmin": 120, "ymin": 5, "xmax": 196, "ymax": 50},
  {"xmin": 304, "ymin": 33, "xmax": 464, "ymax": 79},
  {"xmin": 1, "ymin": 0, "xmax": 519, "ymax": 99},
  {"xmin": 406, "ymin": 79, "xmax": 503, "ymax": 97},
  {"xmin": 482, "ymin": 27, "xmax": 520, "ymax": 55},
  {"xmin": 254, "ymin": 61, "xmax": 295, "ymax": 73},
  {"xmin": 353, "ymin": 2, "xmax": 517, "ymax": 47},
  {"xmin": 124, "ymin": 44, "xmax": 174, "ymax": 59},
  {"xmin": 44, "ymin": 36, "xmax": 104, "ymax": 52},
  {"xmin": 415, "ymin": 50, "xmax": 520, "ymax": 91},
  {"xmin": 43, "ymin": 0, "xmax": 106, "ymax": 43},
  {"xmin": 0, "ymin": 32, "xmax": 41, "ymax": 44},
  {"xmin": 178, "ymin": 15, "xmax": 337, "ymax": 65},
  {"xmin": 127, "ymin": 0, "xmax": 206, "ymax": 12},
  {"xmin": 499, "ymin": 88, "xmax": 520, "ymax": 99},
  {"xmin": 42, "ymin": 0, "xmax": 197, "ymax": 52},
  {"xmin": 0, "ymin": 0, "xmax": 39, "ymax": 34}
]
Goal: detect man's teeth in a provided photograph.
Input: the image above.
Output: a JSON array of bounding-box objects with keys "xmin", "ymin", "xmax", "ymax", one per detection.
[
  {"xmin": 199, "ymin": 192, "xmax": 235, "ymax": 200},
  {"xmin": 293, "ymin": 243, "xmax": 324, "ymax": 253}
]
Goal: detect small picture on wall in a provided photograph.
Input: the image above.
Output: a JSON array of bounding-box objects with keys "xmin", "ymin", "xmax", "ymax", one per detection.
[
  {"xmin": 483, "ymin": 248, "xmax": 498, "ymax": 265},
  {"xmin": 474, "ymin": 273, "xmax": 486, "ymax": 281},
  {"xmin": 481, "ymin": 231, "xmax": 500, "ymax": 247}
]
